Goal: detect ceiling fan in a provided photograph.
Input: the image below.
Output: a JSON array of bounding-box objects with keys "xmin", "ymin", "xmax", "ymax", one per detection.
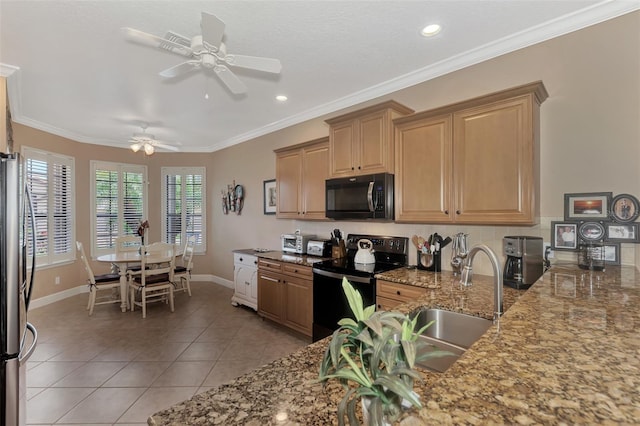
[
  {"xmin": 129, "ymin": 124, "xmax": 180, "ymax": 155},
  {"xmin": 122, "ymin": 12, "xmax": 282, "ymax": 94}
]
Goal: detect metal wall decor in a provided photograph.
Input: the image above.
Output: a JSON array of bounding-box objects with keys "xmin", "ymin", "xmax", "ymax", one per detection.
[{"xmin": 221, "ymin": 181, "xmax": 244, "ymax": 215}]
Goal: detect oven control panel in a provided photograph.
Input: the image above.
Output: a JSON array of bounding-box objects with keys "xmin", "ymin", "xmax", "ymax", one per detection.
[{"xmin": 346, "ymin": 234, "xmax": 408, "ymax": 255}]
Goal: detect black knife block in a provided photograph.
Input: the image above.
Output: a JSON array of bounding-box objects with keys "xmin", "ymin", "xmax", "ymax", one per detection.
[{"xmin": 417, "ymin": 251, "xmax": 441, "ymax": 272}]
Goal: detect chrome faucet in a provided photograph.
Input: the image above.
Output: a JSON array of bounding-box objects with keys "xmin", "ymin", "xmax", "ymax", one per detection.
[{"xmin": 459, "ymin": 244, "xmax": 503, "ymax": 323}]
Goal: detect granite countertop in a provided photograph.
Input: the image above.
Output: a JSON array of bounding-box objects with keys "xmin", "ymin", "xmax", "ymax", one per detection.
[
  {"xmin": 233, "ymin": 248, "xmax": 329, "ymax": 266},
  {"xmin": 149, "ymin": 263, "xmax": 640, "ymax": 425}
]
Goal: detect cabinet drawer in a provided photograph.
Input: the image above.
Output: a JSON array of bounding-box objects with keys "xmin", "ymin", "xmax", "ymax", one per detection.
[
  {"xmin": 377, "ymin": 280, "xmax": 425, "ymax": 302},
  {"xmin": 282, "ymin": 263, "xmax": 312, "ymax": 279},
  {"xmin": 234, "ymin": 253, "xmax": 258, "ymax": 268},
  {"xmin": 258, "ymin": 259, "xmax": 283, "ymax": 273},
  {"xmin": 376, "ymin": 295, "xmax": 404, "ymax": 312}
]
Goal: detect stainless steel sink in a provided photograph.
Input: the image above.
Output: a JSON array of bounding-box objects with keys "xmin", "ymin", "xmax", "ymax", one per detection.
[{"xmin": 412, "ymin": 308, "xmax": 492, "ymax": 373}]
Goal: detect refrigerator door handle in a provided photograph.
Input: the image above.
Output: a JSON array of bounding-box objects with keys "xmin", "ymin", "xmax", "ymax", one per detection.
[
  {"xmin": 19, "ymin": 322, "xmax": 37, "ymax": 363},
  {"xmin": 23, "ymin": 186, "xmax": 36, "ymax": 309}
]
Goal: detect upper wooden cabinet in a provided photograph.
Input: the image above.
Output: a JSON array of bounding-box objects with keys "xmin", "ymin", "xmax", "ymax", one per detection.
[
  {"xmin": 326, "ymin": 101, "xmax": 414, "ymax": 178},
  {"xmin": 394, "ymin": 81, "xmax": 548, "ymax": 225},
  {"xmin": 275, "ymin": 137, "xmax": 329, "ymax": 220}
]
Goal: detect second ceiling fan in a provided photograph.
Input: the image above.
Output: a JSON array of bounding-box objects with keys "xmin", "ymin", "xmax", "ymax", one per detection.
[{"xmin": 123, "ymin": 12, "xmax": 282, "ymax": 94}]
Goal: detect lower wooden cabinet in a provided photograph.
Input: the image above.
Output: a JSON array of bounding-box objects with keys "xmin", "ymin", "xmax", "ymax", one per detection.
[
  {"xmin": 376, "ymin": 280, "xmax": 426, "ymax": 311},
  {"xmin": 257, "ymin": 259, "xmax": 313, "ymax": 337}
]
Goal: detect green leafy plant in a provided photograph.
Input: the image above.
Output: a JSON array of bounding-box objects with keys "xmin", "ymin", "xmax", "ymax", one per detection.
[{"xmin": 318, "ymin": 278, "xmax": 447, "ymax": 425}]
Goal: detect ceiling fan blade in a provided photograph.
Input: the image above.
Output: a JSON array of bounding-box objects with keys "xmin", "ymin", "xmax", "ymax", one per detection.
[
  {"xmin": 154, "ymin": 142, "xmax": 181, "ymax": 152},
  {"xmin": 225, "ymin": 54, "xmax": 282, "ymax": 74},
  {"xmin": 159, "ymin": 61, "xmax": 199, "ymax": 78},
  {"xmin": 214, "ymin": 65, "xmax": 246, "ymax": 94},
  {"xmin": 201, "ymin": 12, "xmax": 225, "ymax": 48},
  {"xmin": 122, "ymin": 28, "xmax": 193, "ymax": 57}
]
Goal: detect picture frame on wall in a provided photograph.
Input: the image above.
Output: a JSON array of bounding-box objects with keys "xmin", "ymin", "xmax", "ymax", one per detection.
[
  {"xmin": 605, "ymin": 222, "xmax": 640, "ymax": 243},
  {"xmin": 564, "ymin": 192, "xmax": 612, "ymax": 221},
  {"xmin": 610, "ymin": 193, "xmax": 640, "ymax": 223},
  {"xmin": 585, "ymin": 242, "xmax": 620, "ymax": 265},
  {"xmin": 551, "ymin": 221, "xmax": 578, "ymax": 250},
  {"xmin": 578, "ymin": 221, "xmax": 606, "ymax": 242},
  {"xmin": 263, "ymin": 179, "xmax": 277, "ymax": 215}
]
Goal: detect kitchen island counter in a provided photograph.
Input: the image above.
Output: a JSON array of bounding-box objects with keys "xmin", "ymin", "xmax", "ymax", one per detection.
[
  {"xmin": 149, "ymin": 264, "xmax": 640, "ymax": 425},
  {"xmin": 233, "ymin": 248, "xmax": 330, "ymax": 266}
]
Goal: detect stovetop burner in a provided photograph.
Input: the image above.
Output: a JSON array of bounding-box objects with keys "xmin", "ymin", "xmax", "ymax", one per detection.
[{"xmin": 312, "ymin": 234, "xmax": 409, "ymax": 278}]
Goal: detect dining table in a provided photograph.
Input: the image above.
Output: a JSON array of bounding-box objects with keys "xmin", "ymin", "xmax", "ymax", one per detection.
[{"xmin": 96, "ymin": 248, "xmax": 176, "ymax": 312}]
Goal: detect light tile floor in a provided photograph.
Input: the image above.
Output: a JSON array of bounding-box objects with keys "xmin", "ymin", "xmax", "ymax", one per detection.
[{"xmin": 26, "ymin": 282, "xmax": 309, "ymax": 425}]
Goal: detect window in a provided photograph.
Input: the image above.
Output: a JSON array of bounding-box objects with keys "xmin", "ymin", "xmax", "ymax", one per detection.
[
  {"xmin": 91, "ymin": 161, "xmax": 147, "ymax": 256},
  {"xmin": 22, "ymin": 147, "xmax": 75, "ymax": 267},
  {"xmin": 161, "ymin": 167, "xmax": 206, "ymax": 253}
]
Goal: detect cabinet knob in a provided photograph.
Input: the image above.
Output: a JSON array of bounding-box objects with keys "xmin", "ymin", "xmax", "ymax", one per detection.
[
  {"xmin": 456, "ymin": 210, "xmax": 461, "ymax": 215},
  {"xmin": 396, "ymin": 290, "xmax": 401, "ymax": 295},
  {"xmin": 444, "ymin": 210, "xmax": 449, "ymax": 215},
  {"xmin": 239, "ymin": 257, "xmax": 243, "ymax": 262},
  {"xmin": 351, "ymin": 167, "xmax": 355, "ymax": 170},
  {"xmin": 358, "ymin": 166, "xmax": 361, "ymax": 170},
  {"xmin": 245, "ymin": 281, "xmax": 250, "ymax": 285}
]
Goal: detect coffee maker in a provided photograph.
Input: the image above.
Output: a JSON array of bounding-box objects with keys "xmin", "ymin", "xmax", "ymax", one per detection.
[{"xmin": 503, "ymin": 236, "xmax": 543, "ymax": 289}]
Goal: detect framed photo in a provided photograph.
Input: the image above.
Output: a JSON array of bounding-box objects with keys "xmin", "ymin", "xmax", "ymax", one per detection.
[
  {"xmin": 554, "ymin": 273, "xmax": 576, "ymax": 298},
  {"xmin": 263, "ymin": 179, "xmax": 277, "ymax": 215},
  {"xmin": 578, "ymin": 221, "xmax": 605, "ymax": 242},
  {"xmin": 587, "ymin": 242, "xmax": 620, "ymax": 265},
  {"xmin": 605, "ymin": 222, "xmax": 640, "ymax": 243},
  {"xmin": 551, "ymin": 221, "xmax": 578, "ymax": 250},
  {"xmin": 610, "ymin": 193, "xmax": 640, "ymax": 223},
  {"xmin": 564, "ymin": 192, "xmax": 612, "ymax": 221}
]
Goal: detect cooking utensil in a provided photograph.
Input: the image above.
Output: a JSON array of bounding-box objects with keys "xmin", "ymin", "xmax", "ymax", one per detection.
[{"xmin": 411, "ymin": 235, "xmax": 420, "ymax": 249}]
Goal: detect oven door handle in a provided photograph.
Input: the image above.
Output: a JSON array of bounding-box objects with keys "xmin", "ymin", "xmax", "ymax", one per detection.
[{"xmin": 312, "ymin": 268, "xmax": 372, "ymax": 284}]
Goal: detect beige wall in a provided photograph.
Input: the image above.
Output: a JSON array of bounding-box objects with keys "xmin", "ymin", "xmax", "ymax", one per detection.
[
  {"xmin": 10, "ymin": 11, "xmax": 640, "ymax": 300},
  {"xmin": 1, "ymin": 77, "xmax": 6, "ymax": 152}
]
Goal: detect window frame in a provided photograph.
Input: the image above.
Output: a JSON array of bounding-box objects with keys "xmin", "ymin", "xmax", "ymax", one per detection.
[
  {"xmin": 21, "ymin": 146, "xmax": 76, "ymax": 268},
  {"xmin": 161, "ymin": 167, "xmax": 206, "ymax": 253},
  {"xmin": 90, "ymin": 160, "xmax": 148, "ymax": 257}
]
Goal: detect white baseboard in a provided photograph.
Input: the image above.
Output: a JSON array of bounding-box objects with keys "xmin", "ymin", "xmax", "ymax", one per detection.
[
  {"xmin": 30, "ymin": 285, "xmax": 87, "ymax": 309},
  {"xmin": 30, "ymin": 275, "xmax": 234, "ymax": 309}
]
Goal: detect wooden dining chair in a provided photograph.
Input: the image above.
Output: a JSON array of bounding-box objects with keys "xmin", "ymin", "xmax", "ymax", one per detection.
[
  {"xmin": 127, "ymin": 244, "xmax": 176, "ymax": 318},
  {"xmin": 174, "ymin": 236, "xmax": 195, "ymax": 296},
  {"xmin": 76, "ymin": 241, "xmax": 121, "ymax": 316}
]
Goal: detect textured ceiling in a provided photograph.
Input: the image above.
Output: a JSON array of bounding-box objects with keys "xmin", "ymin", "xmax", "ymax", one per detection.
[{"xmin": 1, "ymin": 1, "xmax": 638, "ymax": 153}]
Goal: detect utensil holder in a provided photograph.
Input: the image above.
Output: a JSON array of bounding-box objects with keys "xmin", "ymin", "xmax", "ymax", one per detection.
[
  {"xmin": 332, "ymin": 241, "xmax": 346, "ymax": 259},
  {"xmin": 417, "ymin": 251, "xmax": 441, "ymax": 272}
]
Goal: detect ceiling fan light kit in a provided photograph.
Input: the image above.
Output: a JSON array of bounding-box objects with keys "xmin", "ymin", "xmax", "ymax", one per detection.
[{"xmin": 123, "ymin": 11, "xmax": 282, "ymax": 95}]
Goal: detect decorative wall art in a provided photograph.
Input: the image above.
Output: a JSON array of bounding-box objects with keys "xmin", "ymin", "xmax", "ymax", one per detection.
[
  {"xmin": 221, "ymin": 181, "xmax": 244, "ymax": 215},
  {"xmin": 610, "ymin": 193, "xmax": 639, "ymax": 223},
  {"xmin": 556, "ymin": 192, "xmax": 640, "ymax": 261},
  {"xmin": 263, "ymin": 179, "xmax": 276, "ymax": 215},
  {"xmin": 564, "ymin": 192, "xmax": 611, "ymax": 221},
  {"xmin": 551, "ymin": 221, "xmax": 578, "ymax": 250}
]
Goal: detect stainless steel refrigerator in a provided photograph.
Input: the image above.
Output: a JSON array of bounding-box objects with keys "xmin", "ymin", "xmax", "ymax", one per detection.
[{"xmin": 1, "ymin": 152, "xmax": 37, "ymax": 426}]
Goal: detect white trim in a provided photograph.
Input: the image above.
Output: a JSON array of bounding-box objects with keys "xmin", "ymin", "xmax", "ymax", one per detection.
[
  {"xmin": 30, "ymin": 285, "xmax": 87, "ymax": 310},
  {"xmin": 201, "ymin": 274, "xmax": 233, "ymax": 289}
]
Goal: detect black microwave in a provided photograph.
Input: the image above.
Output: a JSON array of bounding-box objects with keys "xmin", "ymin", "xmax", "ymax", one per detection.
[{"xmin": 325, "ymin": 173, "xmax": 394, "ymax": 220}]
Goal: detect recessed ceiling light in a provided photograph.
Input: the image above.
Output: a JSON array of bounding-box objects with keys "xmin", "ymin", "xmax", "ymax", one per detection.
[
  {"xmin": 276, "ymin": 95, "xmax": 288, "ymax": 102},
  {"xmin": 421, "ymin": 24, "xmax": 441, "ymax": 37}
]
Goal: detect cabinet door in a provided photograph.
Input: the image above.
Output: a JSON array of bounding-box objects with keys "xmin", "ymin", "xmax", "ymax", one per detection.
[
  {"xmin": 453, "ymin": 95, "xmax": 535, "ymax": 224},
  {"xmin": 276, "ymin": 150, "xmax": 302, "ymax": 218},
  {"xmin": 258, "ymin": 272, "xmax": 284, "ymax": 322},
  {"xmin": 395, "ymin": 114, "xmax": 453, "ymax": 222},
  {"xmin": 234, "ymin": 265, "xmax": 254, "ymax": 298},
  {"xmin": 329, "ymin": 120, "xmax": 356, "ymax": 177},
  {"xmin": 282, "ymin": 276, "xmax": 313, "ymax": 336},
  {"xmin": 358, "ymin": 110, "xmax": 389, "ymax": 175},
  {"xmin": 301, "ymin": 142, "xmax": 329, "ymax": 219}
]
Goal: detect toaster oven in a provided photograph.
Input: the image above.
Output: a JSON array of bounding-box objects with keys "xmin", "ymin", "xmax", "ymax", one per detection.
[{"xmin": 281, "ymin": 233, "xmax": 316, "ymax": 254}]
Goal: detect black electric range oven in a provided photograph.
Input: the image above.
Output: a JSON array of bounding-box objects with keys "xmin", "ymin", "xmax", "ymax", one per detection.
[{"xmin": 311, "ymin": 234, "xmax": 408, "ymax": 342}]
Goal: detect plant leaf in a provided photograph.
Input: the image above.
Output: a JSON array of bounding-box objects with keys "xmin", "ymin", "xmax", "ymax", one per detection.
[
  {"xmin": 373, "ymin": 374, "xmax": 422, "ymax": 409},
  {"xmin": 401, "ymin": 339, "xmax": 416, "ymax": 368},
  {"xmin": 342, "ymin": 277, "xmax": 366, "ymax": 321},
  {"xmin": 346, "ymin": 393, "xmax": 362, "ymax": 426}
]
